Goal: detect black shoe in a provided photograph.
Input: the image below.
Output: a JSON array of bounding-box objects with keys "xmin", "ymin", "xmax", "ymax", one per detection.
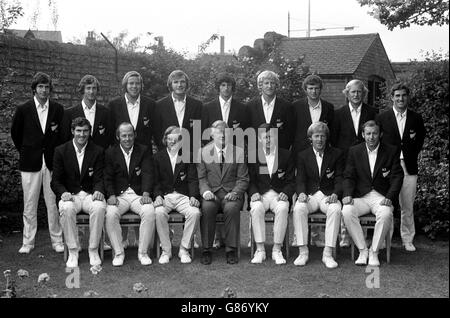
[
  {"xmin": 226, "ymin": 251, "xmax": 237, "ymax": 264},
  {"xmin": 201, "ymin": 251, "xmax": 212, "ymax": 265}
]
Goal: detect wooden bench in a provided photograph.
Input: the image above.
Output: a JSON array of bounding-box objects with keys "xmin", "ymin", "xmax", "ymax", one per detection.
[{"xmin": 307, "ymin": 212, "xmax": 339, "ymax": 259}]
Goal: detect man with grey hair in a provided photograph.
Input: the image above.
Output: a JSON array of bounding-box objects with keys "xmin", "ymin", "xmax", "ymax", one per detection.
[
  {"xmin": 293, "ymin": 122, "xmax": 344, "ymax": 268},
  {"xmin": 246, "ymin": 70, "xmax": 294, "ymax": 152},
  {"xmin": 330, "ymin": 79, "xmax": 377, "ymax": 247},
  {"xmin": 154, "ymin": 70, "xmax": 202, "ymax": 152}
]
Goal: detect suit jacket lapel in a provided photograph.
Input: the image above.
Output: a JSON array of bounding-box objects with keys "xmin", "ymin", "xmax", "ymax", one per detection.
[
  {"xmin": 80, "ymin": 143, "xmax": 93, "ymax": 181},
  {"xmin": 320, "ymin": 148, "xmax": 331, "ymax": 178},
  {"xmin": 165, "ymin": 96, "xmax": 179, "ymax": 126},
  {"xmin": 361, "ymin": 146, "xmax": 372, "ymax": 180},
  {"xmin": 402, "ymin": 109, "xmax": 412, "ymax": 141},
  {"xmin": 120, "ymin": 97, "xmax": 132, "ymax": 124},
  {"xmin": 357, "ymin": 104, "xmax": 368, "ymax": 139},
  {"xmin": 29, "ymin": 101, "xmax": 43, "ymax": 135},
  {"xmin": 228, "ymin": 99, "xmax": 238, "ymax": 127},
  {"xmin": 129, "ymin": 145, "xmax": 141, "ymax": 180},
  {"xmin": 372, "ymin": 144, "xmax": 384, "ymax": 179},
  {"xmin": 388, "ymin": 109, "xmax": 402, "ymax": 140},
  {"xmin": 45, "ymin": 101, "xmax": 57, "ymax": 134},
  {"xmin": 304, "ymin": 99, "xmax": 313, "ymax": 127},
  {"xmin": 307, "ymin": 148, "xmax": 320, "ymax": 179},
  {"xmin": 256, "ymin": 98, "xmax": 266, "ymax": 123},
  {"xmin": 182, "ymin": 97, "xmax": 192, "ymax": 129},
  {"xmin": 67, "ymin": 142, "xmax": 81, "ymax": 180},
  {"xmin": 115, "ymin": 145, "xmax": 129, "ymax": 176},
  {"xmin": 173, "ymin": 160, "xmax": 184, "ymax": 183},
  {"xmin": 343, "ymin": 106, "xmax": 357, "ymax": 138}
]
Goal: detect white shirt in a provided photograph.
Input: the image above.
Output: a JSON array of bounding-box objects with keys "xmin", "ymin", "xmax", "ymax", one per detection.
[
  {"xmin": 264, "ymin": 147, "xmax": 277, "ymax": 176},
  {"xmin": 309, "ymin": 100, "xmax": 322, "ymax": 124},
  {"xmin": 125, "ymin": 94, "xmax": 140, "ymax": 129},
  {"xmin": 172, "ymin": 93, "xmax": 186, "ymax": 127},
  {"xmin": 214, "ymin": 144, "xmax": 228, "ymax": 164},
  {"xmin": 393, "ymin": 107, "xmax": 407, "ymax": 160},
  {"xmin": 366, "ymin": 144, "xmax": 379, "ymax": 177},
  {"xmin": 120, "ymin": 145, "xmax": 135, "ymax": 194},
  {"xmin": 167, "ymin": 149, "xmax": 178, "ymax": 173},
  {"xmin": 313, "ymin": 148, "xmax": 324, "ymax": 176},
  {"xmin": 261, "ymin": 96, "xmax": 276, "ymax": 124},
  {"xmin": 34, "ymin": 96, "xmax": 49, "ymax": 134},
  {"xmin": 82, "ymin": 100, "xmax": 96, "ymax": 136},
  {"xmin": 349, "ymin": 103, "xmax": 362, "ymax": 136},
  {"xmin": 73, "ymin": 140, "xmax": 87, "ymax": 173},
  {"xmin": 219, "ymin": 96, "xmax": 231, "ymax": 123}
]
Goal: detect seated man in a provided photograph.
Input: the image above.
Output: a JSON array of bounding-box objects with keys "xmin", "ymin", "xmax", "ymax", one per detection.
[
  {"xmin": 51, "ymin": 117, "xmax": 106, "ymax": 268},
  {"xmin": 197, "ymin": 120, "xmax": 249, "ymax": 265},
  {"xmin": 104, "ymin": 122, "xmax": 155, "ymax": 266},
  {"xmin": 248, "ymin": 123, "xmax": 294, "ymax": 265},
  {"xmin": 293, "ymin": 122, "xmax": 344, "ymax": 268},
  {"xmin": 153, "ymin": 126, "xmax": 201, "ymax": 264},
  {"xmin": 342, "ymin": 120, "xmax": 403, "ymax": 266}
]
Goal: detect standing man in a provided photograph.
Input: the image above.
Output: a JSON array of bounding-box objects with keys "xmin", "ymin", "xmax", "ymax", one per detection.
[
  {"xmin": 376, "ymin": 83, "xmax": 425, "ymax": 252},
  {"xmin": 154, "ymin": 70, "xmax": 202, "ymax": 152},
  {"xmin": 107, "ymin": 71, "xmax": 155, "ymax": 149},
  {"xmin": 51, "ymin": 117, "xmax": 106, "ymax": 268},
  {"xmin": 292, "ymin": 74, "xmax": 334, "ymax": 155},
  {"xmin": 197, "ymin": 120, "xmax": 249, "ymax": 265},
  {"xmin": 330, "ymin": 79, "xmax": 378, "ymax": 247},
  {"xmin": 293, "ymin": 122, "xmax": 344, "ymax": 268},
  {"xmin": 104, "ymin": 122, "xmax": 156, "ymax": 266},
  {"xmin": 248, "ymin": 124, "xmax": 295, "ymax": 265},
  {"xmin": 342, "ymin": 120, "xmax": 403, "ymax": 266},
  {"xmin": 246, "ymin": 70, "xmax": 295, "ymax": 152},
  {"xmin": 153, "ymin": 126, "xmax": 201, "ymax": 264},
  {"xmin": 11, "ymin": 72, "xmax": 64, "ymax": 254},
  {"xmin": 62, "ymin": 75, "xmax": 113, "ymax": 149}
]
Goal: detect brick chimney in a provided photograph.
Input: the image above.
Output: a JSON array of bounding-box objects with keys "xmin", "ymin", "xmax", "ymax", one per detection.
[{"xmin": 220, "ymin": 36, "xmax": 225, "ymax": 54}]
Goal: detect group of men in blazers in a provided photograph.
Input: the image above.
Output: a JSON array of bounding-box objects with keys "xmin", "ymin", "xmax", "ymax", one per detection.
[{"xmin": 11, "ymin": 68, "xmax": 425, "ymax": 269}]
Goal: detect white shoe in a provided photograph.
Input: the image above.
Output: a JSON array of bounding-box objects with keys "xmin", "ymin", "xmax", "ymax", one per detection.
[
  {"xmin": 368, "ymin": 250, "xmax": 380, "ymax": 267},
  {"xmin": 355, "ymin": 249, "xmax": 368, "ymax": 266},
  {"xmin": 18, "ymin": 245, "xmax": 34, "ymax": 254},
  {"xmin": 272, "ymin": 250, "xmax": 286, "ymax": 265},
  {"xmin": 89, "ymin": 249, "xmax": 102, "ymax": 266},
  {"xmin": 112, "ymin": 253, "xmax": 125, "ymax": 266},
  {"xmin": 52, "ymin": 243, "xmax": 64, "ymax": 253},
  {"xmin": 138, "ymin": 253, "xmax": 152, "ymax": 266},
  {"xmin": 159, "ymin": 252, "xmax": 171, "ymax": 264},
  {"xmin": 66, "ymin": 250, "xmax": 79, "ymax": 268},
  {"xmin": 294, "ymin": 253, "xmax": 308, "ymax": 266},
  {"xmin": 251, "ymin": 250, "xmax": 266, "ymax": 264},
  {"xmin": 178, "ymin": 249, "xmax": 192, "ymax": 264},
  {"xmin": 404, "ymin": 242, "xmax": 416, "ymax": 252},
  {"xmin": 322, "ymin": 255, "xmax": 338, "ymax": 269}
]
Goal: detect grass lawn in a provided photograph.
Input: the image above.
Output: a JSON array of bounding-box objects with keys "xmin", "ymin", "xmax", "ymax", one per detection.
[{"xmin": 0, "ymin": 212, "xmax": 448, "ymax": 298}]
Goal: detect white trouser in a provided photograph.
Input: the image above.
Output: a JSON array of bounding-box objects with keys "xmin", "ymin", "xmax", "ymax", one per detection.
[
  {"xmin": 155, "ymin": 193, "xmax": 201, "ymax": 254},
  {"xmin": 250, "ymin": 190, "xmax": 289, "ymax": 245},
  {"xmin": 342, "ymin": 190, "xmax": 393, "ymax": 252},
  {"xmin": 59, "ymin": 191, "xmax": 106, "ymax": 250},
  {"xmin": 21, "ymin": 164, "xmax": 62, "ymax": 247},
  {"xmin": 105, "ymin": 192, "xmax": 156, "ymax": 256},
  {"xmin": 399, "ymin": 160, "xmax": 417, "ymax": 244},
  {"xmin": 292, "ymin": 191, "xmax": 341, "ymax": 247}
]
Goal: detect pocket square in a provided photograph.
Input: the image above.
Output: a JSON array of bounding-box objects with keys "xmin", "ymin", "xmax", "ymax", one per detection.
[
  {"xmin": 135, "ymin": 167, "xmax": 141, "ymax": 176},
  {"xmin": 382, "ymin": 170, "xmax": 390, "ymax": 178},
  {"xmin": 276, "ymin": 120, "xmax": 284, "ymax": 128},
  {"xmin": 326, "ymin": 171, "xmax": 335, "ymax": 178},
  {"xmin": 88, "ymin": 167, "xmax": 94, "ymax": 177},
  {"xmin": 233, "ymin": 122, "xmax": 240, "ymax": 128},
  {"xmin": 277, "ymin": 169, "xmax": 285, "ymax": 178},
  {"xmin": 50, "ymin": 122, "xmax": 58, "ymax": 131},
  {"xmin": 143, "ymin": 117, "xmax": 149, "ymax": 127},
  {"xmin": 410, "ymin": 132, "xmax": 416, "ymax": 139},
  {"xmin": 98, "ymin": 125, "xmax": 105, "ymax": 135}
]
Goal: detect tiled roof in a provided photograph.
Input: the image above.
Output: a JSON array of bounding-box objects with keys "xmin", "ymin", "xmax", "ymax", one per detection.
[
  {"xmin": 8, "ymin": 29, "xmax": 63, "ymax": 43},
  {"xmin": 279, "ymin": 33, "xmax": 379, "ymax": 75}
]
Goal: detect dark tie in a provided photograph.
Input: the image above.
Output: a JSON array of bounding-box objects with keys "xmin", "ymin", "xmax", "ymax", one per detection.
[{"xmin": 220, "ymin": 150, "xmax": 225, "ymax": 171}]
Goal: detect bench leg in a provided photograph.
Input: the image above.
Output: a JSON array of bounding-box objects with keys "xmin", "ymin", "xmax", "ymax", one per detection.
[
  {"xmin": 249, "ymin": 216, "xmax": 255, "ymax": 259},
  {"xmin": 386, "ymin": 235, "xmax": 391, "ymax": 264}
]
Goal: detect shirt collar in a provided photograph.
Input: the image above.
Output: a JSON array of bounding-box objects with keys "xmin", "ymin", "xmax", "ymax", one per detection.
[
  {"xmin": 313, "ymin": 147, "xmax": 324, "ymax": 157},
  {"xmin": 34, "ymin": 96, "xmax": 49, "ymax": 110},
  {"xmin": 393, "ymin": 107, "xmax": 407, "ymax": 119},
  {"xmin": 172, "ymin": 93, "xmax": 186, "ymax": 104},
  {"xmin": 349, "ymin": 102, "xmax": 362, "ymax": 113},
  {"xmin": 125, "ymin": 94, "xmax": 140, "ymax": 107},
  {"xmin": 120, "ymin": 145, "xmax": 134, "ymax": 157},
  {"xmin": 73, "ymin": 139, "xmax": 88, "ymax": 154},
  {"xmin": 261, "ymin": 95, "xmax": 276, "ymax": 108},
  {"xmin": 219, "ymin": 96, "xmax": 232, "ymax": 108},
  {"xmin": 264, "ymin": 145, "xmax": 277, "ymax": 156},
  {"xmin": 82, "ymin": 100, "xmax": 97, "ymax": 112},
  {"xmin": 166, "ymin": 148, "xmax": 178, "ymax": 160},
  {"xmin": 366, "ymin": 143, "xmax": 380, "ymax": 155},
  {"xmin": 214, "ymin": 144, "xmax": 229, "ymax": 155},
  {"xmin": 309, "ymin": 99, "xmax": 322, "ymax": 110}
]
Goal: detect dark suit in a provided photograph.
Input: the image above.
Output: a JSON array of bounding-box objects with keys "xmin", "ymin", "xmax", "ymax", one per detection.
[
  {"xmin": 11, "ymin": 99, "xmax": 65, "ymax": 171},
  {"xmin": 51, "ymin": 141, "xmax": 105, "ymax": 201},
  {"xmin": 107, "ymin": 95, "xmax": 156, "ymax": 149},
  {"xmin": 376, "ymin": 108, "xmax": 425, "ymax": 175},
  {"xmin": 292, "ymin": 98, "xmax": 335, "ymax": 154},
  {"xmin": 330, "ymin": 103, "xmax": 377, "ymax": 154},
  {"xmin": 246, "ymin": 96, "xmax": 295, "ymax": 151},
  {"xmin": 61, "ymin": 103, "xmax": 113, "ymax": 149},
  {"xmin": 104, "ymin": 143, "xmax": 153, "ymax": 198},
  {"xmin": 154, "ymin": 95, "xmax": 203, "ymax": 151},
  {"xmin": 296, "ymin": 146, "xmax": 344, "ymax": 198},
  {"xmin": 153, "ymin": 150, "xmax": 199, "ymax": 200},
  {"xmin": 197, "ymin": 143, "xmax": 249, "ymax": 252}
]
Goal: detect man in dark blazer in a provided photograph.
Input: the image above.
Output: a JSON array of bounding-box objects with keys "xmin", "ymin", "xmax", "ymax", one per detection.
[
  {"xmin": 104, "ymin": 122, "xmax": 155, "ymax": 267},
  {"xmin": 342, "ymin": 120, "xmax": 403, "ymax": 267},
  {"xmin": 376, "ymin": 83, "xmax": 425, "ymax": 252},
  {"xmin": 62, "ymin": 75, "xmax": 113, "ymax": 149},
  {"xmin": 51, "ymin": 117, "xmax": 106, "ymax": 268},
  {"xmin": 292, "ymin": 74, "xmax": 335, "ymax": 155},
  {"xmin": 154, "ymin": 70, "xmax": 203, "ymax": 153},
  {"xmin": 153, "ymin": 126, "xmax": 201, "ymax": 264},
  {"xmin": 11, "ymin": 72, "xmax": 64, "ymax": 254},
  {"xmin": 293, "ymin": 122, "xmax": 344, "ymax": 268},
  {"xmin": 246, "ymin": 70, "xmax": 294, "ymax": 152},
  {"xmin": 248, "ymin": 124, "xmax": 295, "ymax": 265},
  {"xmin": 197, "ymin": 120, "xmax": 249, "ymax": 265},
  {"xmin": 330, "ymin": 79, "xmax": 377, "ymax": 247},
  {"xmin": 202, "ymin": 73, "xmax": 248, "ymax": 147},
  {"xmin": 107, "ymin": 71, "xmax": 156, "ymax": 149}
]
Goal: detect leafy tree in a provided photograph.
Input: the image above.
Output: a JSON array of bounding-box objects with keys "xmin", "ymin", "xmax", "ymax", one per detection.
[
  {"xmin": 0, "ymin": 0, "xmax": 23, "ymax": 32},
  {"xmin": 358, "ymin": 0, "xmax": 449, "ymax": 30}
]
